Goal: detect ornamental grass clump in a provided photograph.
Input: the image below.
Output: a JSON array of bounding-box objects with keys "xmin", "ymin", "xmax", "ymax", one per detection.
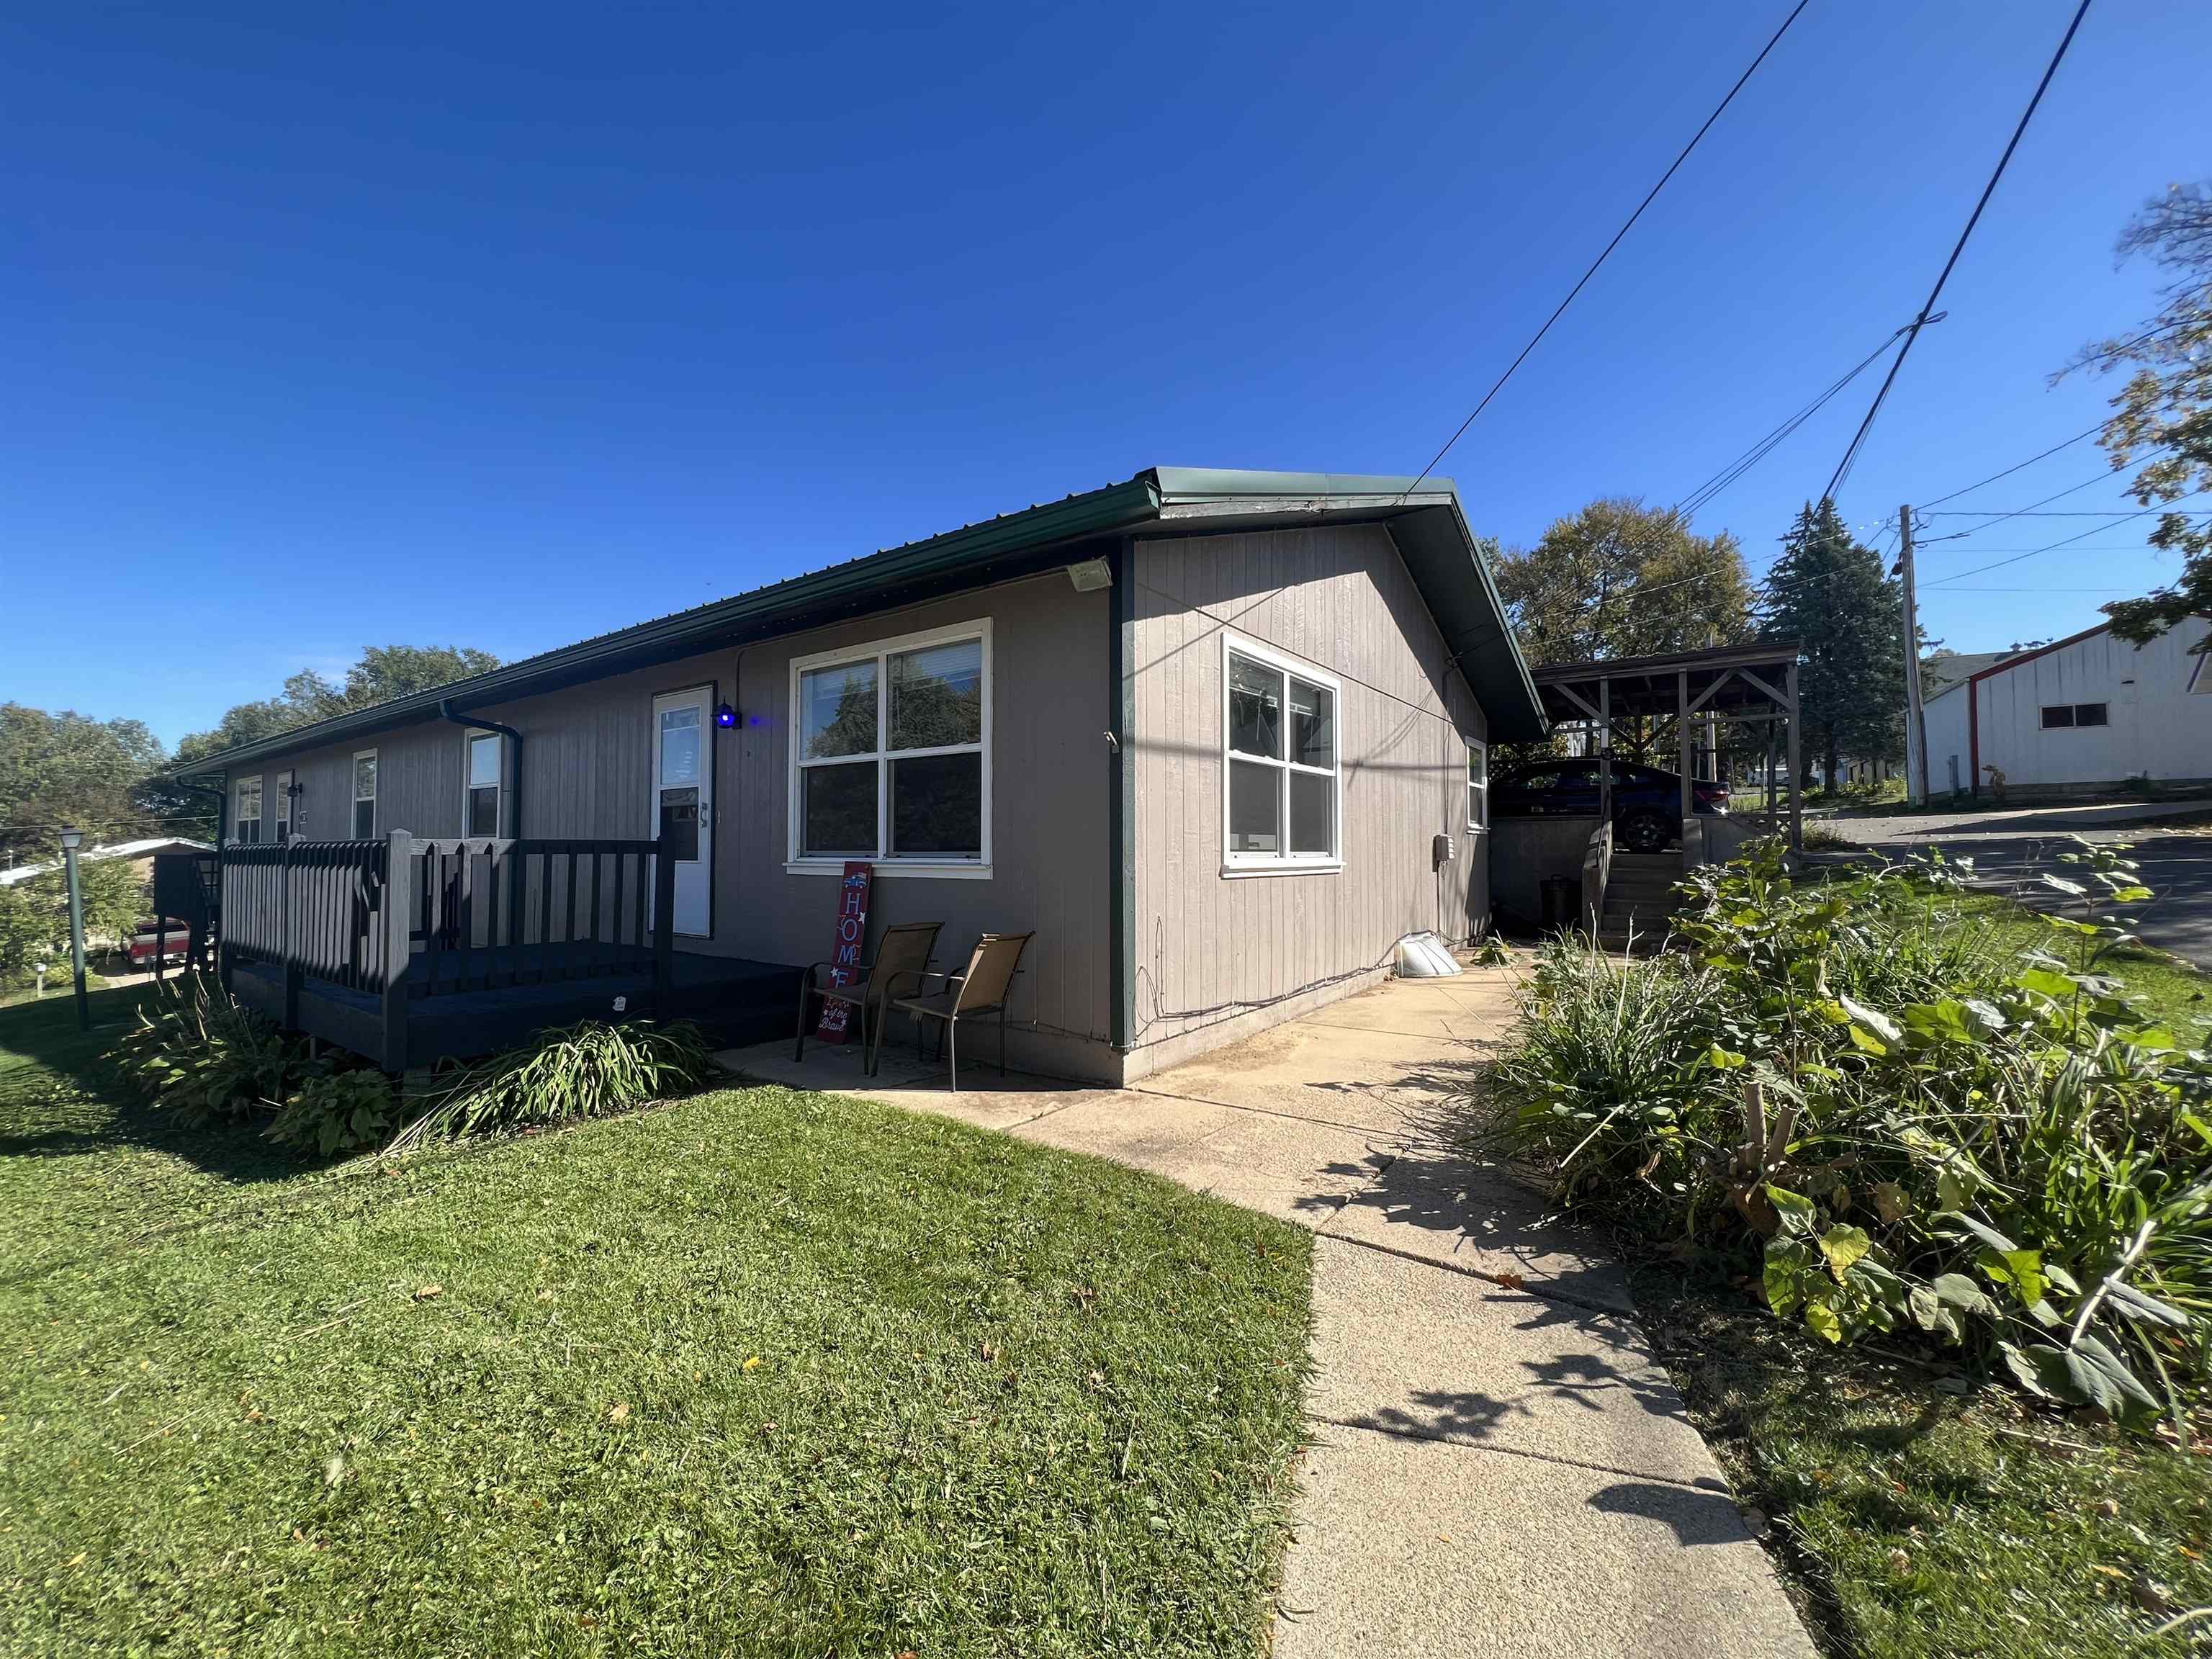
[
  {"xmin": 389, "ymin": 1019, "xmax": 715, "ymax": 1151},
  {"xmin": 1491, "ymin": 835, "xmax": 2212, "ymax": 1434}
]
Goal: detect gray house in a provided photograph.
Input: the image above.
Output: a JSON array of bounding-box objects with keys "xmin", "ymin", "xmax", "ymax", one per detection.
[{"xmin": 181, "ymin": 469, "xmax": 1543, "ymax": 1083}]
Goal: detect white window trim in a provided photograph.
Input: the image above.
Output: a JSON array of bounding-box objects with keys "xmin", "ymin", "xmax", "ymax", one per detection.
[
  {"xmin": 1468, "ymin": 738, "xmax": 1489, "ymax": 834},
  {"xmin": 784, "ymin": 618, "xmax": 993, "ymax": 879},
  {"xmin": 461, "ymin": 732, "xmax": 507, "ymax": 838},
  {"xmin": 353, "ymin": 749, "xmax": 379, "ymax": 839},
  {"xmin": 233, "ymin": 775, "xmax": 264, "ymax": 845},
  {"xmin": 274, "ymin": 769, "xmax": 295, "ymax": 841},
  {"xmin": 1220, "ymin": 631, "xmax": 1343, "ymax": 878}
]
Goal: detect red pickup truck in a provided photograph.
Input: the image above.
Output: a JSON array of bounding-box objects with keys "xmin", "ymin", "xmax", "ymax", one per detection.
[{"xmin": 125, "ymin": 920, "xmax": 195, "ymax": 968}]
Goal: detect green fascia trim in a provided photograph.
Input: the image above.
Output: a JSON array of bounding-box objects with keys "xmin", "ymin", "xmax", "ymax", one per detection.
[
  {"xmin": 169, "ymin": 476, "xmax": 1163, "ymax": 774},
  {"xmin": 171, "ymin": 463, "xmax": 1546, "ymax": 771}
]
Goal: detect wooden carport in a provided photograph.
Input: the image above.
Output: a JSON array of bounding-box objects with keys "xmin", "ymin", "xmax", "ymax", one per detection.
[{"xmin": 1529, "ymin": 640, "xmax": 1804, "ymax": 850}]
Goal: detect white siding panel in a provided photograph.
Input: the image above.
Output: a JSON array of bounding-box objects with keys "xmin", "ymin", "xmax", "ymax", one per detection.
[{"xmin": 1972, "ymin": 618, "xmax": 2212, "ymax": 789}]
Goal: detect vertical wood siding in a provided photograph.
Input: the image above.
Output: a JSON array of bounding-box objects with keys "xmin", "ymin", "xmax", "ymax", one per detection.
[
  {"xmin": 229, "ymin": 572, "xmax": 1114, "ymax": 1075},
  {"xmin": 1128, "ymin": 523, "xmax": 1490, "ymax": 1067}
]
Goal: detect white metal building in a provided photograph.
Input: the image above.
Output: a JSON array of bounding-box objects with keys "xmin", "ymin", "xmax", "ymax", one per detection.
[{"xmin": 1921, "ymin": 616, "xmax": 2212, "ymax": 797}]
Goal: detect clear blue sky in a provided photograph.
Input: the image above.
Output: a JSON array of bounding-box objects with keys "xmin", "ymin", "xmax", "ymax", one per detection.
[{"xmin": 4, "ymin": 2, "xmax": 2206, "ymax": 750}]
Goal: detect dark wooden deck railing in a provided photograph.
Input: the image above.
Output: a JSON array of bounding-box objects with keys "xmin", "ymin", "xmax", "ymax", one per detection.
[{"xmin": 219, "ymin": 830, "xmax": 675, "ymax": 1069}]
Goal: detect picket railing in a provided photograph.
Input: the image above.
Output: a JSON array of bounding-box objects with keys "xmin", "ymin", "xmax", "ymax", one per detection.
[{"xmin": 219, "ymin": 830, "xmax": 675, "ymax": 1069}]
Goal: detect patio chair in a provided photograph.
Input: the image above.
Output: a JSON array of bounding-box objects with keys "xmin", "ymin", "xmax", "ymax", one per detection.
[
  {"xmin": 879, "ymin": 931, "xmax": 1033, "ymax": 1092},
  {"xmin": 794, "ymin": 920, "xmax": 943, "ymax": 1074}
]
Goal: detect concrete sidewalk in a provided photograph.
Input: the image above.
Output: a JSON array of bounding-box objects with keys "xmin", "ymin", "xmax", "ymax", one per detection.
[{"xmin": 719, "ymin": 970, "xmax": 1812, "ymax": 1658}]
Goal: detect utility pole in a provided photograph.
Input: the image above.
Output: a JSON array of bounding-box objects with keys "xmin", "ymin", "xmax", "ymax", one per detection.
[
  {"xmin": 60, "ymin": 828, "xmax": 89, "ymax": 1032},
  {"xmin": 1897, "ymin": 505, "xmax": 1929, "ymax": 807}
]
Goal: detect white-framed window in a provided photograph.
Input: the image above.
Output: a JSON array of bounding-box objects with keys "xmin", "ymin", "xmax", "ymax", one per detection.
[
  {"xmin": 1221, "ymin": 633, "xmax": 1341, "ymax": 874},
  {"xmin": 786, "ymin": 620, "xmax": 991, "ymax": 877},
  {"xmin": 1468, "ymin": 739, "xmax": 1488, "ymax": 832},
  {"xmin": 353, "ymin": 750, "xmax": 378, "ymax": 839},
  {"xmin": 233, "ymin": 776, "xmax": 263, "ymax": 845},
  {"xmin": 466, "ymin": 732, "xmax": 504, "ymax": 837},
  {"xmin": 2041, "ymin": 701, "xmax": 2109, "ymax": 729},
  {"xmin": 274, "ymin": 770, "xmax": 295, "ymax": 842}
]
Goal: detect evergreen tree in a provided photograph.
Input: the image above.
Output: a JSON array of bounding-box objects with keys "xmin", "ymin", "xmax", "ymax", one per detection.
[{"xmin": 1761, "ymin": 499, "xmax": 1905, "ymax": 786}]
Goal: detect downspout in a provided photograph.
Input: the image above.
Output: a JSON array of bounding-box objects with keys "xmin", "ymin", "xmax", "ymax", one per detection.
[
  {"xmin": 440, "ymin": 701, "xmax": 524, "ymax": 837},
  {"xmin": 1107, "ymin": 536, "xmax": 1137, "ymax": 1063}
]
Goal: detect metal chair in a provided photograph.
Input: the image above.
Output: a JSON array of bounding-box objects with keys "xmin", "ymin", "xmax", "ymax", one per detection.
[
  {"xmin": 794, "ymin": 920, "xmax": 943, "ymax": 1074},
  {"xmin": 880, "ymin": 931, "xmax": 1033, "ymax": 1092}
]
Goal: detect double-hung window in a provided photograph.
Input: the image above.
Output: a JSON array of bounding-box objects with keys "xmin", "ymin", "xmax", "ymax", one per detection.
[
  {"xmin": 1468, "ymin": 740, "xmax": 1488, "ymax": 833},
  {"xmin": 353, "ymin": 750, "xmax": 378, "ymax": 839},
  {"xmin": 274, "ymin": 770, "xmax": 294, "ymax": 842},
  {"xmin": 467, "ymin": 733, "xmax": 503, "ymax": 837},
  {"xmin": 1223, "ymin": 635, "xmax": 1340, "ymax": 872},
  {"xmin": 234, "ymin": 776, "xmax": 263, "ymax": 844},
  {"xmin": 789, "ymin": 621, "xmax": 990, "ymax": 874}
]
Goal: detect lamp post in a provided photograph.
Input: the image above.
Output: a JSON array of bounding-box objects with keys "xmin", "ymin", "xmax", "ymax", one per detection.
[{"xmin": 60, "ymin": 828, "xmax": 89, "ymax": 1032}]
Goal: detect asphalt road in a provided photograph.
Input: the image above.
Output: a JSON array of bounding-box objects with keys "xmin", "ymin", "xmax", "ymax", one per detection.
[{"xmin": 1823, "ymin": 798, "xmax": 2212, "ymax": 966}]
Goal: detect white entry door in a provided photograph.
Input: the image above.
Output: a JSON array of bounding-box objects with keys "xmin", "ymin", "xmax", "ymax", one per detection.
[{"xmin": 652, "ymin": 686, "xmax": 714, "ymax": 937}]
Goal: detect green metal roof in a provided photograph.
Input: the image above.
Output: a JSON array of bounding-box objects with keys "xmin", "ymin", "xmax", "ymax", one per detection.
[{"xmin": 172, "ymin": 467, "xmax": 1543, "ymax": 773}]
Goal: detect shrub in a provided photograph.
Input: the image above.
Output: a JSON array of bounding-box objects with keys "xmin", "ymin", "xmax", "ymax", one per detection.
[
  {"xmin": 1489, "ymin": 836, "xmax": 2212, "ymax": 1432},
  {"xmin": 109, "ymin": 972, "xmax": 294, "ymax": 1124},
  {"xmin": 389, "ymin": 1020, "xmax": 715, "ymax": 1151},
  {"xmin": 267, "ymin": 1067, "xmax": 398, "ymax": 1156}
]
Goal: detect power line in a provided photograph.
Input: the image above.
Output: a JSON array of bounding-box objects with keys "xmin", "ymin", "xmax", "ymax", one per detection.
[
  {"xmin": 1401, "ymin": 0, "xmax": 1811, "ymax": 498},
  {"xmin": 1917, "ymin": 421, "xmax": 2106, "ymax": 508},
  {"xmin": 1820, "ymin": 0, "xmax": 2093, "ymax": 503},
  {"xmin": 1917, "ymin": 469, "xmax": 2121, "ymax": 531},
  {"xmin": 1920, "ymin": 499, "xmax": 2209, "ymax": 586},
  {"xmin": 1925, "ymin": 506, "xmax": 2168, "ymax": 518},
  {"xmin": 1674, "ymin": 320, "xmax": 1922, "ymax": 520}
]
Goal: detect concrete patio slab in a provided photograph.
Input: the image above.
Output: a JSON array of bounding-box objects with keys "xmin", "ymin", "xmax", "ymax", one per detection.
[
  {"xmin": 1276, "ymin": 1419, "xmax": 1815, "ymax": 1659},
  {"xmin": 1131, "ymin": 1019, "xmax": 1488, "ymax": 1140},
  {"xmin": 1012, "ymin": 1091, "xmax": 1393, "ymax": 1228}
]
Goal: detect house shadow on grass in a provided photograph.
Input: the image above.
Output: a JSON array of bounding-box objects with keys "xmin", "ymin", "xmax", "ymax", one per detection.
[{"xmin": 0, "ymin": 984, "xmax": 303, "ymax": 1185}]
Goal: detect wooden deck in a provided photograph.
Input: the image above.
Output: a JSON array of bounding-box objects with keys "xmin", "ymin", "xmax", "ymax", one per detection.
[
  {"xmin": 230, "ymin": 948, "xmax": 799, "ymax": 1065},
  {"xmin": 208, "ymin": 832, "xmax": 799, "ymax": 1071}
]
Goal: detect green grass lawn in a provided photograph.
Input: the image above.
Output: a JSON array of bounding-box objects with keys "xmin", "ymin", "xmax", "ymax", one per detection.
[
  {"xmin": 1925, "ymin": 888, "xmax": 2211, "ymax": 1035},
  {"xmin": 1641, "ymin": 1265, "xmax": 2212, "ymax": 1659},
  {"xmin": 0, "ymin": 988, "xmax": 1312, "ymax": 1658}
]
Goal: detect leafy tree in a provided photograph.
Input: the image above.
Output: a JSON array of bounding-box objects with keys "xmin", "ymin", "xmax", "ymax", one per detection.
[
  {"xmin": 0, "ymin": 860, "xmax": 146, "ymax": 981},
  {"xmin": 0, "ymin": 705, "xmax": 171, "ymax": 863},
  {"xmin": 1493, "ymin": 499, "xmax": 1755, "ymax": 766},
  {"xmin": 1494, "ymin": 498, "xmax": 1755, "ymax": 667},
  {"xmin": 2064, "ymin": 182, "xmax": 2212, "ymax": 643},
  {"xmin": 1761, "ymin": 499, "xmax": 1906, "ymax": 786},
  {"xmin": 175, "ymin": 644, "xmax": 502, "ymax": 764},
  {"xmin": 0, "ymin": 884, "xmax": 57, "ymax": 982}
]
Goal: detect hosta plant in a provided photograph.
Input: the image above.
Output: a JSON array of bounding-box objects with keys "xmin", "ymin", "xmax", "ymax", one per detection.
[{"xmin": 267, "ymin": 1066, "xmax": 398, "ymax": 1156}]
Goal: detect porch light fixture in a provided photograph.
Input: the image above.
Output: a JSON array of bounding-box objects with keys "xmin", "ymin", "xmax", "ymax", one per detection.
[
  {"xmin": 1065, "ymin": 557, "xmax": 1112, "ymax": 593},
  {"xmin": 715, "ymin": 702, "xmax": 737, "ymax": 729}
]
